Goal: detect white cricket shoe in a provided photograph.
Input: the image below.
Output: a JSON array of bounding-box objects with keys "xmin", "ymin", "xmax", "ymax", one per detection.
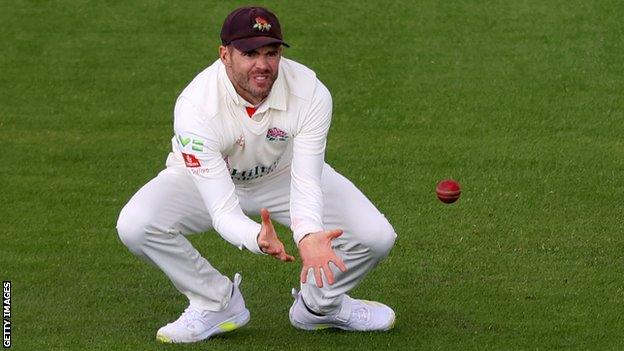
[
  {"xmin": 288, "ymin": 289, "xmax": 395, "ymax": 331},
  {"xmin": 156, "ymin": 273, "xmax": 250, "ymax": 344}
]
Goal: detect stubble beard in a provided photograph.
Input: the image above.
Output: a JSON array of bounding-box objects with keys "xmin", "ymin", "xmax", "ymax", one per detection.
[{"xmin": 233, "ymin": 69, "xmax": 278, "ymax": 103}]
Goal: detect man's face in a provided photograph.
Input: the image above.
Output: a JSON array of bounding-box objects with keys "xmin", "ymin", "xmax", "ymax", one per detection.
[{"xmin": 220, "ymin": 44, "xmax": 282, "ymax": 105}]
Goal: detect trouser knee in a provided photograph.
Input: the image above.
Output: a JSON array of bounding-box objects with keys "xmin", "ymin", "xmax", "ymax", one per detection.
[
  {"xmin": 116, "ymin": 203, "xmax": 151, "ymax": 256},
  {"xmin": 358, "ymin": 217, "xmax": 396, "ymax": 259}
]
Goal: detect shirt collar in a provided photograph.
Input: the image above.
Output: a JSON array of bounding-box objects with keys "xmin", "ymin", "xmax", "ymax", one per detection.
[{"xmin": 219, "ymin": 60, "xmax": 287, "ymax": 112}]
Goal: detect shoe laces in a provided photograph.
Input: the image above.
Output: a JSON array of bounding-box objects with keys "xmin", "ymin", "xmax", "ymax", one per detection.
[{"xmin": 177, "ymin": 307, "xmax": 207, "ymax": 329}]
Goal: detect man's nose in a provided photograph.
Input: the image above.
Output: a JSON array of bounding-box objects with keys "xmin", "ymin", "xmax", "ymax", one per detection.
[{"xmin": 255, "ymin": 55, "xmax": 269, "ymax": 70}]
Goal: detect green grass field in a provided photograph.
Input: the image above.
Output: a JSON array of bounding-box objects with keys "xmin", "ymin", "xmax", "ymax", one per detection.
[{"xmin": 2, "ymin": 1, "xmax": 623, "ymax": 350}]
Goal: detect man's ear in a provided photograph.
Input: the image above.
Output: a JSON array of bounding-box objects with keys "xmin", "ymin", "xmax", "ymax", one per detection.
[{"xmin": 219, "ymin": 45, "xmax": 229, "ymax": 66}]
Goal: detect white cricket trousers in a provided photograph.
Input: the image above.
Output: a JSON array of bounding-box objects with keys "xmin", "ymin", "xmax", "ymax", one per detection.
[{"xmin": 116, "ymin": 155, "xmax": 396, "ymax": 314}]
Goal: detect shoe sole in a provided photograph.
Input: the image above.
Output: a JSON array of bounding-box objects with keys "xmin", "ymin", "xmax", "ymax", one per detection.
[
  {"xmin": 156, "ymin": 308, "xmax": 251, "ymax": 344},
  {"xmin": 289, "ymin": 305, "xmax": 396, "ymax": 332},
  {"xmin": 290, "ymin": 320, "xmax": 395, "ymax": 332}
]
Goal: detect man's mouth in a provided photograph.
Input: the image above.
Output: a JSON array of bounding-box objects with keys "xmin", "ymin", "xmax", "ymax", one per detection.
[{"xmin": 251, "ymin": 73, "xmax": 270, "ymax": 85}]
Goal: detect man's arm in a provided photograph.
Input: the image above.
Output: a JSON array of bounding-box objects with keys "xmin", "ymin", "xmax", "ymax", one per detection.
[
  {"xmin": 290, "ymin": 81, "xmax": 347, "ymax": 287},
  {"xmin": 290, "ymin": 82, "xmax": 332, "ymax": 242}
]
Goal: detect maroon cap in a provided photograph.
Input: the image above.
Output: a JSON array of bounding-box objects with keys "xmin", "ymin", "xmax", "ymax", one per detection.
[{"xmin": 220, "ymin": 6, "xmax": 290, "ymax": 52}]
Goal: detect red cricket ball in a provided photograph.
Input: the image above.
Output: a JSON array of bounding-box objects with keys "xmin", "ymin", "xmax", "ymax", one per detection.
[{"xmin": 436, "ymin": 179, "xmax": 461, "ymax": 204}]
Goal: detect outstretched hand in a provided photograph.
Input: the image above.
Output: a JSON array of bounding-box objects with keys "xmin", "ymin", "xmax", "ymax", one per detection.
[
  {"xmin": 298, "ymin": 230, "xmax": 348, "ymax": 288},
  {"xmin": 257, "ymin": 208, "xmax": 295, "ymax": 262}
]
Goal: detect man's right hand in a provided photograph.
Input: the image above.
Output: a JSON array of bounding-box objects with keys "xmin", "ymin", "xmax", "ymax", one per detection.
[
  {"xmin": 257, "ymin": 208, "xmax": 295, "ymax": 262},
  {"xmin": 298, "ymin": 230, "xmax": 348, "ymax": 288}
]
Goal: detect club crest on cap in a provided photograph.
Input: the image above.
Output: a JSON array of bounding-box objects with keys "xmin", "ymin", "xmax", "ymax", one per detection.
[{"xmin": 253, "ymin": 17, "xmax": 271, "ymax": 31}]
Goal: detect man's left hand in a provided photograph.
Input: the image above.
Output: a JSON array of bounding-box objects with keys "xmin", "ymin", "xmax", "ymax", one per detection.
[{"xmin": 298, "ymin": 229, "xmax": 348, "ymax": 288}]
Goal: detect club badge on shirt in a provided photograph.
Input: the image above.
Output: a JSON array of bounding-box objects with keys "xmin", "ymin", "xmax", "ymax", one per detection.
[
  {"xmin": 235, "ymin": 134, "xmax": 245, "ymax": 148},
  {"xmin": 265, "ymin": 127, "xmax": 289, "ymax": 142}
]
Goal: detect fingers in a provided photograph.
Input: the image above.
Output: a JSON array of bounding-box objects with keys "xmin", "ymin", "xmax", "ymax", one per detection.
[
  {"xmin": 264, "ymin": 246, "xmax": 289, "ymax": 258},
  {"xmin": 332, "ymin": 256, "xmax": 348, "ymax": 273},
  {"xmin": 260, "ymin": 208, "xmax": 271, "ymax": 225},
  {"xmin": 279, "ymin": 252, "xmax": 295, "ymax": 262},
  {"xmin": 313, "ymin": 267, "xmax": 324, "ymax": 288},
  {"xmin": 298, "ymin": 228, "xmax": 346, "ymax": 288},
  {"xmin": 323, "ymin": 264, "xmax": 335, "ymax": 285},
  {"xmin": 301, "ymin": 259, "xmax": 347, "ymax": 287},
  {"xmin": 299, "ymin": 267, "xmax": 331, "ymax": 287},
  {"xmin": 282, "ymin": 250, "xmax": 295, "ymax": 261},
  {"xmin": 272, "ymin": 246, "xmax": 294, "ymax": 262},
  {"xmin": 326, "ymin": 229, "xmax": 343, "ymax": 240}
]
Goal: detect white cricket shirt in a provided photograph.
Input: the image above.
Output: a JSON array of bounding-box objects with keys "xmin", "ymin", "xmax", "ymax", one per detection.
[{"xmin": 170, "ymin": 58, "xmax": 332, "ymax": 254}]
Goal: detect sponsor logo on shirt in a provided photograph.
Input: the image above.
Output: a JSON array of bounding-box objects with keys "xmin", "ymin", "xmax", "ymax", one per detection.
[
  {"xmin": 191, "ymin": 168, "xmax": 210, "ymax": 176},
  {"xmin": 266, "ymin": 127, "xmax": 289, "ymax": 142},
  {"xmin": 230, "ymin": 157, "xmax": 280, "ymax": 181},
  {"xmin": 182, "ymin": 153, "xmax": 201, "ymax": 167},
  {"xmin": 177, "ymin": 135, "xmax": 205, "ymax": 151}
]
